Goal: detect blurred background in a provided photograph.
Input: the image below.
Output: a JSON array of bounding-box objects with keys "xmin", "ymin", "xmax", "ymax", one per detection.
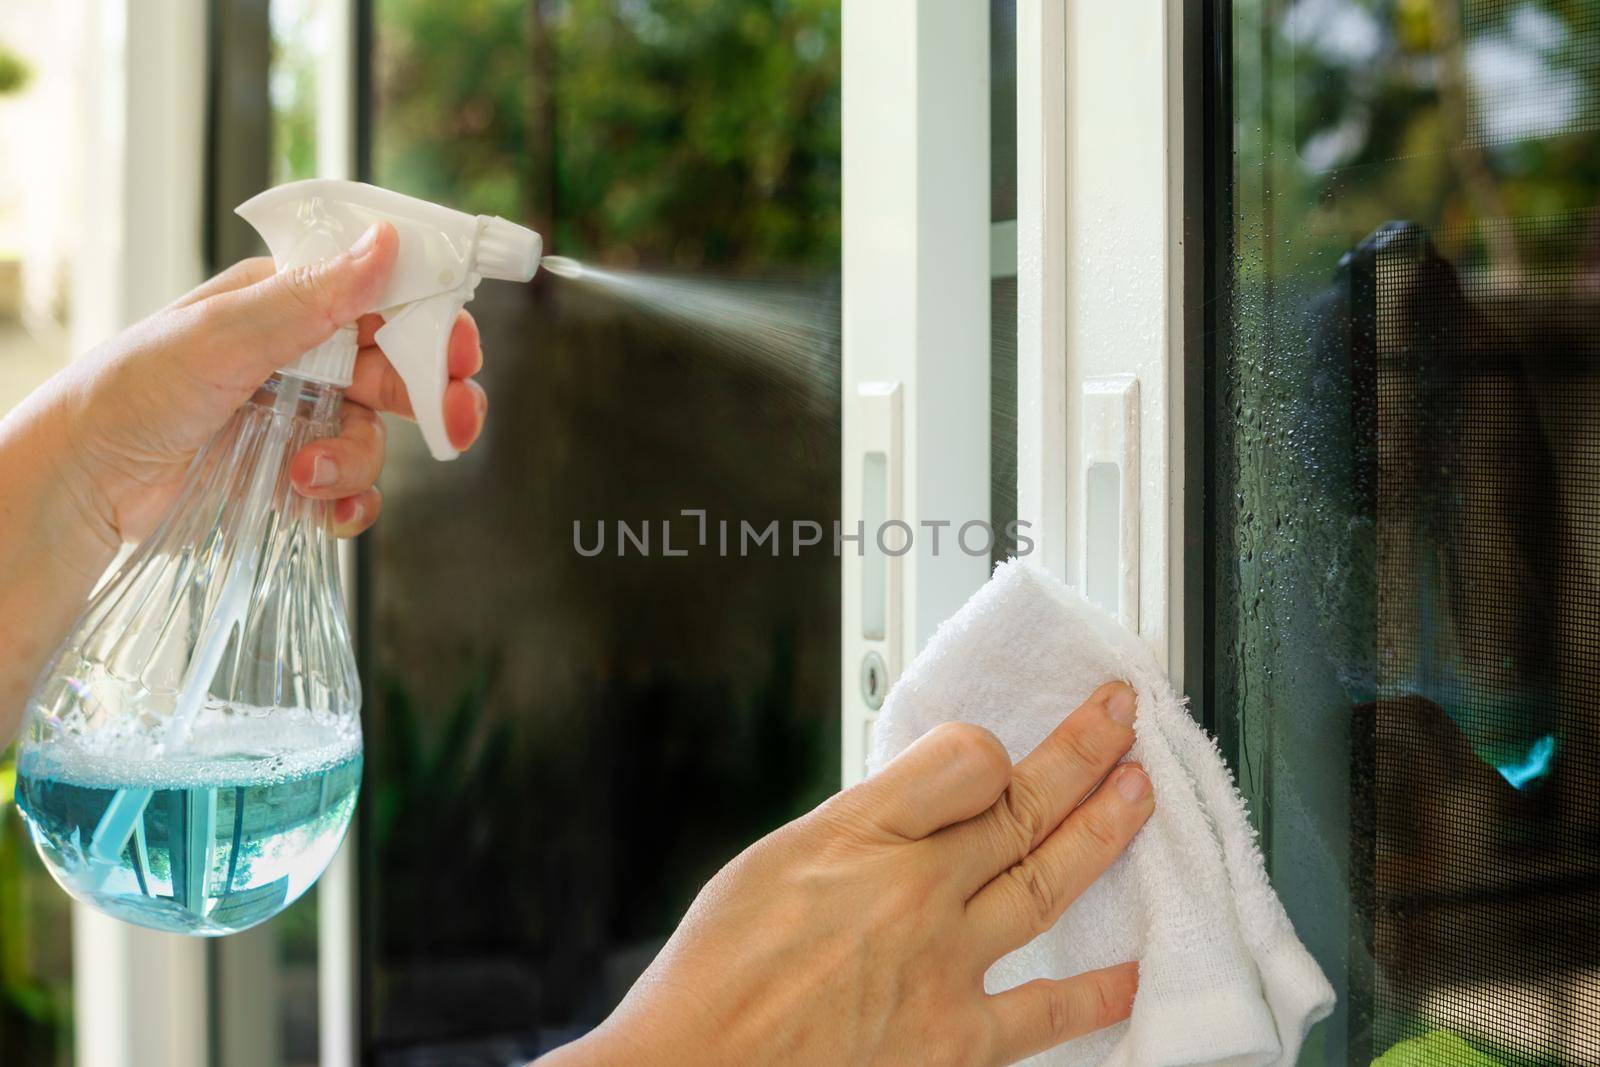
[{"xmin": 0, "ymin": 0, "xmax": 852, "ymax": 1064}]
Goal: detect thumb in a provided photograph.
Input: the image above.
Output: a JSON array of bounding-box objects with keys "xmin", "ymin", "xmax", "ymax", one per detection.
[{"xmin": 201, "ymin": 221, "xmax": 399, "ymax": 379}]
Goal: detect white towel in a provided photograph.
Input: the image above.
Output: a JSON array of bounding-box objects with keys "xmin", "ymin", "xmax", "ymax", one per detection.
[{"xmin": 867, "ymin": 561, "xmax": 1335, "ymax": 1066}]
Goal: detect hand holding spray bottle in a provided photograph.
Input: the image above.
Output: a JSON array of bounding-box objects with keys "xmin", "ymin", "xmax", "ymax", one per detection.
[{"xmin": 13, "ymin": 181, "xmax": 541, "ymax": 936}]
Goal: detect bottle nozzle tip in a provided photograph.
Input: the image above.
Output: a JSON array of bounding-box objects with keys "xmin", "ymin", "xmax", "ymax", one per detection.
[{"xmin": 474, "ymin": 216, "xmax": 542, "ymax": 282}]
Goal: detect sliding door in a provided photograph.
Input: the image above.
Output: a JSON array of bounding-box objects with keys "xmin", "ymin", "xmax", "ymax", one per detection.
[
  {"xmin": 1206, "ymin": 1, "xmax": 1600, "ymax": 1061},
  {"xmin": 357, "ymin": 2, "xmax": 842, "ymax": 1059}
]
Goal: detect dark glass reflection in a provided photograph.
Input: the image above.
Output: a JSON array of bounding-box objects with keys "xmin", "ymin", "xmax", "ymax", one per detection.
[
  {"xmin": 363, "ymin": 1, "xmax": 841, "ymax": 1060},
  {"xmin": 1214, "ymin": 2, "xmax": 1600, "ymax": 1063}
]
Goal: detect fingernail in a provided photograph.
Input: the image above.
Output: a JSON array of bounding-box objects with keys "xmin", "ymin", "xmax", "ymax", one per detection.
[
  {"xmin": 338, "ymin": 498, "xmax": 363, "ymax": 527},
  {"xmin": 1106, "ymin": 685, "xmax": 1137, "ymax": 726},
  {"xmin": 309, "ymin": 455, "xmax": 338, "ymax": 488},
  {"xmin": 349, "ymin": 223, "xmax": 382, "ymax": 259},
  {"xmin": 1116, "ymin": 766, "xmax": 1150, "ymax": 803}
]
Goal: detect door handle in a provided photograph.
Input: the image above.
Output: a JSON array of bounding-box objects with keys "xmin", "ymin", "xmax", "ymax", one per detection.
[{"xmin": 1082, "ymin": 374, "xmax": 1139, "ymax": 630}]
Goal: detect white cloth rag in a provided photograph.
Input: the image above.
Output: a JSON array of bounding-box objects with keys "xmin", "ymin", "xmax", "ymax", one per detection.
[{"xmin": 867, "ymin": 561, "xmax": 1335, "ymax": 1066}]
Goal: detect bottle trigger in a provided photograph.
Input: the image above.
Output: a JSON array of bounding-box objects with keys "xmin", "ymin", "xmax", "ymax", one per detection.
[{"xmin": 375, "ymin": 292, "xmax": 468, "ymax": 461}]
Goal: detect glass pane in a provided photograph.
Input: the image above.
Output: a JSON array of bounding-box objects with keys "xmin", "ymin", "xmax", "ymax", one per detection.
[
  {"xmin": 269, "ymin": 0, "xmax": 322, "ymax": 185},
  {"xmin": 1213, "ymin": 1, "xmax": 1600, "ymax": 1063},
  {"xmin": 991, "ymin": 0, "xmax": 1017, "ymax": 564},
  {"xmin": 263, "ymin": 4, "xmax": 324, "ymax": 1058},
  {"xmin": 991, "ymin": 274, "xmax": 1017, "ymax": 566},
  {"xmin": 0, "ymin": 9, "xmax": 80, "ymax": 1063},
  {"xmin": 210, "ymin": 5, "xmax": 339, "ymax": 1062},
  {"xmin": 991, "ymin": 0, "xmax": 1017, "ymax": 223},
  {"xmin": 365, "ymin": 1, "xmax": 841, "ymax": 1059}
]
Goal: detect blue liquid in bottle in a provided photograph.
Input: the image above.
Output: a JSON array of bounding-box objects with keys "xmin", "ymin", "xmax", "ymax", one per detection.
[{"xmin": 14, "ymin": 710, "xmax": 360, "ymax": 937}]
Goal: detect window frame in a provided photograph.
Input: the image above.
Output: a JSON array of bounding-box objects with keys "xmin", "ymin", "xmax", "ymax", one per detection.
[
  {"xmin": 840, "ymin": 0, "xmax": 1200, "ymax": 781},
  {"xmin": 1025, "ymin": 0, "xmax": 1192, "ymax": 677},
  {"xmin": 839, "ymin": 0, "xmax": 993, "ymax": 787},
  {"xmin": 69, "ymin": 2, "xmax": 211, "ymax": 1064}
]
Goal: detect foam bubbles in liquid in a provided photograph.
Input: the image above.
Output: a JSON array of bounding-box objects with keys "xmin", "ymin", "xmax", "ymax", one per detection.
[{"xmin": 14, "ymin": 703, "xmax": 361, "ymax": 936}]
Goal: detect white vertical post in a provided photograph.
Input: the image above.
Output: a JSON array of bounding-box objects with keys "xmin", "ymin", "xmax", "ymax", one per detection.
[
  {"xmin": 1061, "ymin": 0, "xmax": 1178, "ymax": 665},
  {"xmin": 71, "ymin": 0, "xmax": 208, "ymax": 352},
  {"xmin": 840, "ymin": 0, "xmax": 990, "ymax": 786},
  {"xmin": 319, "ymin": 4, "xmax": 361, "ymax": 1066},
  {"xmin": 215, "ymin": 926, "xmax": 283, "ymax": 1067},
  {"xmin": 1015, "ymin": 0, "xmax": 1069, "ymax": 582},
  {"xmin": 321, "ymin": 534, "xmax": 360, "ymax": 1067},
  {"xmin": 1164, "ymin": 0, "xmax": 1192, "ymax": 690},
  {"xmin": 316, "ymin": 0, "xmax": 358, "ymax": 182},
  {"xmin": 1018, "ymin": 0, "xmax": 1184, "ymax": 668},
  {"xmin": 71, "ymin": 1, "xmax": 210, "ymax": 1065}
]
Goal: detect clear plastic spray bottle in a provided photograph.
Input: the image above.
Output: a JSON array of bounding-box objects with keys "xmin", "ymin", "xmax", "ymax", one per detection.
[{"xmin": 13, "ymin": 181, "xmax": 541, "ymax": 935}]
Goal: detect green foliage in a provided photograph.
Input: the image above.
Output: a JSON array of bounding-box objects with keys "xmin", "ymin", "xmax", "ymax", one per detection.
[
  {"xmin": 374, "ymin": 0, "xmax": 840, "ymax": 269},
  {"xmin": 0, "ymin": 747, "xmax": 72, "ymax": 1065},
  {"xmin": 269, "ymin": 7, "xmax": 319, "ymax": 183},
  {"xmin": 374, "ymin": 0, "xmax": 535, "ymax": 219},
  {"xmin": 548, "ymin": 0, "xmax": 840, "ymax": 267},
  {"xmin": 0, "ymin": 45, "xmax": 30, "ymax": 96},
  {"xmin": 1373, "ymin": 1029, "xmax": 1509, "ymax": 1067},
  {"xmin": 1374, "ymin": 1019, "xmax": 1572, "ymax": 1067},
  {"xmin": 1253, "ymin": 0, "xmax": 1600, "ymax": 279},
  {"xmin": 370, "ymin": 666, "xmax": 505, "ymax": 857}
]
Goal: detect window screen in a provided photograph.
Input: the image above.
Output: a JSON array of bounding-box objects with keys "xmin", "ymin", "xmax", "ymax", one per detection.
[{"xmin": 1209, "ymin": 2, "xmax": 1600, "ymax": 1062}]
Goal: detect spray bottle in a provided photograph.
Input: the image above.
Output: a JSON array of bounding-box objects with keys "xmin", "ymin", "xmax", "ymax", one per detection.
[{"xmin": 12, "ymin": 180, "xmax": 541, "ymax": 935}]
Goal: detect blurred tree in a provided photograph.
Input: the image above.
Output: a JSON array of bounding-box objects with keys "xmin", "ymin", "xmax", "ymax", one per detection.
[
  {"xmin": 0, "ymin": 44, "xmax": 29, "ymax": 96},
  {"xmin": 1270, "ymin": 0, "xmax": 1600, "ymax": 277},
  {"xmin": 269, "ymin": 0, "xmax": 319, "ymax": 183},
  {"xmin": 374, "ymin": 0, "xmax": 840, "ymax": 269}
]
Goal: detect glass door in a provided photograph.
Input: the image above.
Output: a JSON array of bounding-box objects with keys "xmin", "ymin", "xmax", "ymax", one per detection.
[
  {"xmin": 358, "ymin": 2, "xmax": 842, "ymax": 1060},
  {"xmin": 1207, "ymin": 1, "xmax": 1600, "ymax": 1062}
]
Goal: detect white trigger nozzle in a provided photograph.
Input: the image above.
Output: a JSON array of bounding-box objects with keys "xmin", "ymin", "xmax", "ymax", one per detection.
[
  {"xmin": 236, "ymin": 181, "xmax": 544, "ymax": 461},
  {"xmin": 375, "ymin": 295, "xmax": 464, "ymax": 461}
]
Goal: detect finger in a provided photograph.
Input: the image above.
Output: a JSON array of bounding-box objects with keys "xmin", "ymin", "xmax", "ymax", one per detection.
[
  {"xmin": 331, "ymin": 486, "xmax": 382, "ymax": 538},
  {"xmin": 345, "ymin": 311, "xmax": 482, "ymax": 417},
  {"xmin": 987, "ymin": 962, "xmax": 1138, "ymax": 1063},
  {"xmin": 445, "ymin": 378, "xmax": 487, "ymax": 451},
  {"xmin": 445, "ymin": 310, "xmax": 482, "ymax": 376},
  {"xmin": 355, "ymin": 313, "xmax": 386, "ymax": 347},
  {"xmin": 966, "ymin": 764, "xmax": 1152, "ymax": 962},
  {"xmin": 167, "ymin": 257, "xmax": 276, "ymax": 311},
  {"xmin": 197, "ymin": 221, "xmax": 400, "ymax": 384},
  {"xmin": 347, "ymin": 346, "xmax": 413, "ymax": 417},
  {"xmin": 289, "ymin": 403, "xmax": 387, "ymax": 499},
  {"xmin": 826, "ymin": 722, "xmax": 1013, "ymax": 842},
  {"xmin": 935, "ymin": 682, "xmax": 1137, "ymax": 894}
]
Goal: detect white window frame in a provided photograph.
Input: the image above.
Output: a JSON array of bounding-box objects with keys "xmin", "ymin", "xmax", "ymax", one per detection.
[
  {"xmin": 840, "ymin": 0, "xmax": 992, "ymax": 786},
  {"xmin": 1019, "ymin": 0, "xmax": 1189, "ymax": 679},
  {"xmin": 317, "ymin": 9, "xmax": 361, "ymax": 1067},
  {"xmin": 842, "ymin": 0, "xmax": 1192, "ymax": 786},
  {"xmin": 71, "ymin": 2, "xmax": 211, "ymax": 1064}
]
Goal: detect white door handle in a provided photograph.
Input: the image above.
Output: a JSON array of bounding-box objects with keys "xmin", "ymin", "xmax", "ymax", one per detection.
[
  {"xmin": 1082, "ymin": 375, "xmax": 1139, "ymax": 630},
  {"xmin": 843, "ymin": 381, "xmax": 904, "ymax": 783}
]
